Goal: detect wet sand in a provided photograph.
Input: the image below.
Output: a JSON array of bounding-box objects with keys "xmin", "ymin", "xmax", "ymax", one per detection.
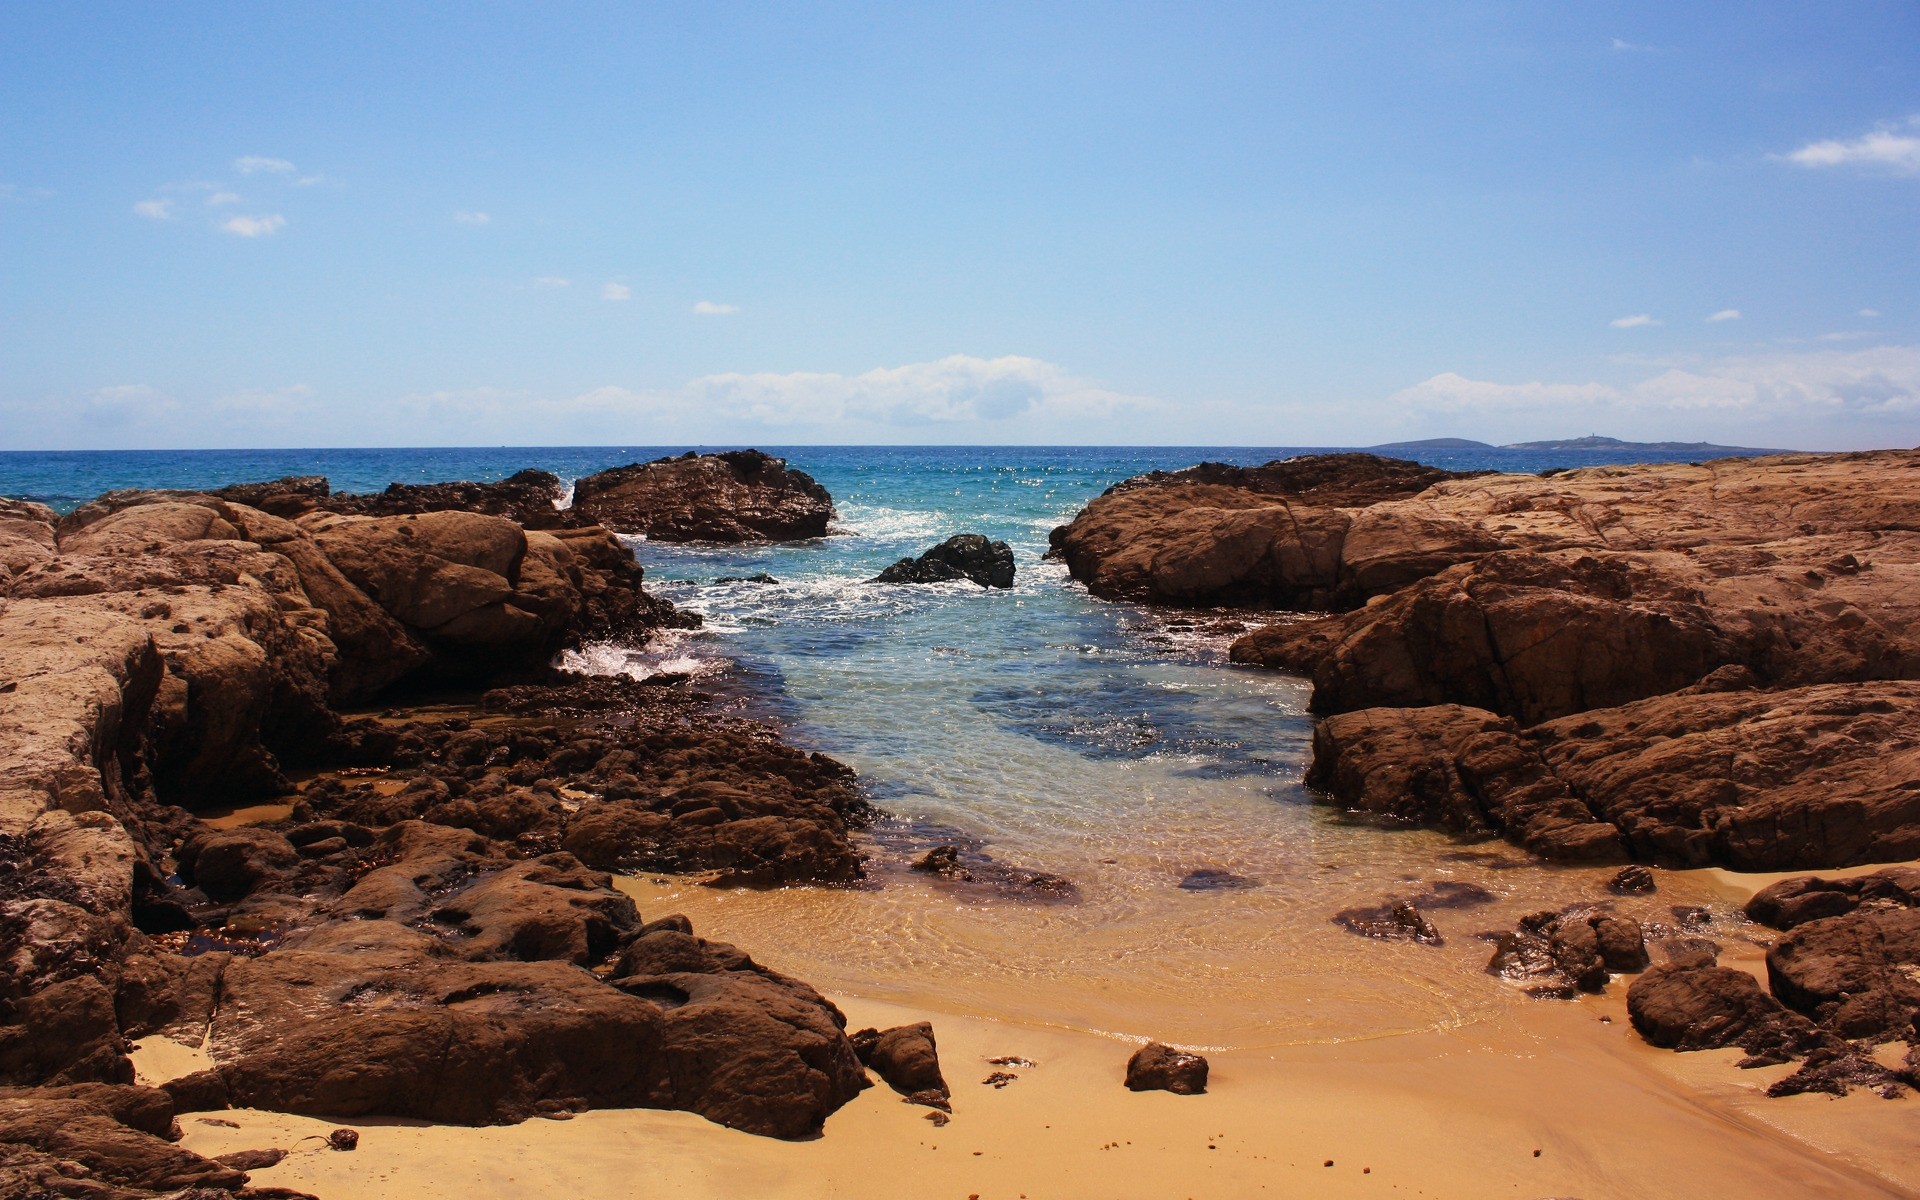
[{"xmin": 143, "ymin": 860, "xmax": 1920, "ymax": 1200}]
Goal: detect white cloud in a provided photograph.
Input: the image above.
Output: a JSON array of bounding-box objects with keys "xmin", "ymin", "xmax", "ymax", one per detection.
[
  {"xmin": 1393, "ymin": 345, "xmax": 1920, "ymax": 423},
  {"xmin": 206, "ymin": 191, "xmax": 241, "ymax": 206},
  {"xmin": 294, "ymin": 175, "xmax": 324, "ymax": 187},
  {"xmin": 233, "ymin": 156, "xmax": 296, "ymax": 176},
  {"xmin": 394, "ymin": 354, "xmax": 1153, "ymax": 437},
  {"xmin": 683, "ymin": 354, "xmax": 1145, "ymax": 426},
  {"xmin": 453, "ymin": 210, "xmax": 490, "ymax": 225},
  {"xmin": 132, "ymin": 198, "xmax": 175, "ymax": 220},
  {"xmin": 1707, "ymin": 309, "xmax": 1741, "ymax": 322},
  {"xmin": 1610, "ymin": 314, "xmax": 1660, "ymax": 328},
  {"xmin": 601, "ymin": 282, "xmax": 631, "ymax": 301},
  {"xmin": 221, "ymin": 214, "xmax": 286, "ymax": 237},
  {"xmin": 534, "ymin": 276, "xmax": 571, "ymax": 289},
  {"xmin": 1861, "ymin": 308, "xmax": 1882, "ymax": 318},
  {"xmin": 1781, "ymin": 118, "xmax": 1920, "ymax": 176},
  {"xmin": 1, "ymin": 183, "xmax": 52, "ymax": 202},
  {"xmin": 1610, "ymin": 38, "xmax": 1657, "ymax": 52},
  {"xmin": 692, "ymin": 300, "xmax": 739, "ymax": 315}
]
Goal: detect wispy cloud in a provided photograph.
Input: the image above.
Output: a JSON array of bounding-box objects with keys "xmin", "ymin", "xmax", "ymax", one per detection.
[
  {"xmin": 206, "ymin": 191, "xmax": 242, "ymax": 206},
  {"xmin": 397, "ymin": 355, "xmax": 1153, "ymax": 436},
  {"xmin": 233, "ymin": 156, "xmax": 296, "ymax": 176},
  {"xmin": 534, "ymin": 276, "xmax": 571, "ymax": 289},
  {"xmin": 1707, "ymin": 309, "xmax": 1741, "ymax": 322},
  {"xmin": 132, "ymin": 198, "xmax": 175, "ymax": 220},
  {"xmin": 453, "ymin": 210, "xmax": 490, "ymax": 225},
  {"xmin": 1610, "ymin": 314, "xmax": 1660, "ymax": 328},
  {"xmin": 0, "ymin": 183, "xmax": 52, "ymax": 202},
  {"xmin": 221, "ymin": 214, "xmax": 286, "ymax": 237},
  {"xmin": 692, "ymin": 300, "xmax": 739, "ymax": 315},
  {"xmin": 1393, "ymin": 344, "xmax": 1920, "ymax": 421},
  {"xmin": 1861, "ymin": 308, "xmax": 1882, "ymax": 318},
  {"xmin": 1780, "ymin": 117, "xmax": 1920, "ymax": 176},
  {"xmin": 1609, "ymin": 37, "xmax": 1659, "ymax": 52},
  {"xmin": 602, "ymin": 282, "xmax": 631, "ymax": 301}
]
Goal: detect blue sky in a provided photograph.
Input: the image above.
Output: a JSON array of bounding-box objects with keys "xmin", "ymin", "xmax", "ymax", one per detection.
[{"xmin": 2, "ymin": 1, "xmax": 1916, "ymax": 449}]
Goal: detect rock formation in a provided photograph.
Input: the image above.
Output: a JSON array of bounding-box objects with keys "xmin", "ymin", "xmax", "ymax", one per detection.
[
  {"xmin": 1626, "ymin": 868, "xmax": 1920, "ymax": 1097},
  {"xmin": 0, "ymin": 475, "xmax": 880, "ymax": 1161},
  {"xmin": 874, "ymin": 534, "xmax": 1016, "ymax": 588},
  {"xmin": 572, "ymin": 451, "xmax": 836, "ymax": 542},
  {"xmin": 1124, "ymin": 1043, "xmax": 1208, "ymax": 1094}
]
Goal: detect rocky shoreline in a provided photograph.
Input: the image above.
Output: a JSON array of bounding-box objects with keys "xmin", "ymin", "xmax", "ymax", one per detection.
[
  {"xmin": 0, "ymin": 461, "xmax": 883, "ymax": 1197},
  {"xmin": 1053, "ymin": 448, "xmax": 1920, "ymax": 1096}
]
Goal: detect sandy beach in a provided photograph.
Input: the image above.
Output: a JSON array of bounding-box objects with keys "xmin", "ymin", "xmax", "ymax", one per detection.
[{"xmin": 146, "ymin": 861, "xmax": 1919, "ymax": 1200}]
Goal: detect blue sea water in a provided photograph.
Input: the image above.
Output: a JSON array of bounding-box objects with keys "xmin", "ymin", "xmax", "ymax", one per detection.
[{"xmin": 0, "ymin": 444, "xmax": 1737, "ymax": 1044}]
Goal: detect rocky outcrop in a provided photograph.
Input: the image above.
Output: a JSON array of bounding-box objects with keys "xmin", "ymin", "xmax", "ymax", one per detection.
[
  {"xmin": 1307, "ymin": 682, "xmax": 1920, "ymax": 870},
  {"xmin": 874, "ymin": 534, "xmax": 1016, "ymax": 588},
  {"xmin": 0, "ymin": 473, "xmax": 878, "ymax": 1152},
  {"xmin": 1628, "ymin": 871, "xmax": 1920, "ymax": 1097},
  {"xmin": 572, "ymin": 451, "xmax": 836, "ymax": 542},
  {"xmin": 1050, "ymin": 454, "xmax": 1475, "ymax": 608}
]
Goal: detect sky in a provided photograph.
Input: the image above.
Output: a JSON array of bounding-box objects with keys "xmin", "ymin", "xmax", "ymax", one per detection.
[{"xmin": 1, "ymin": 1, "xmax": 1916, "ymax": 450}]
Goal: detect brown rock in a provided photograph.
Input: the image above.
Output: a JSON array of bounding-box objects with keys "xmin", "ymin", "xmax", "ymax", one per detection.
[
  {"xmin": 1123, "ymin": 1043, "xmax": 1208, "ymax": 1094},
  {"xmin": 1626, "ymin": 965, "xmax": 1825, "ymax": 1059},
  {"xmin": 1051, "ymin": 454, "xmax": 1475, "ymax": 608},
  {"xmin": 572, "ymin": 451, "xmax": 836, "ymax": 543},
  {"xmin": 1766, "ymin": 906, "xmax": 1920, "ymax": 1040},
  {"xmin": 850, "ymin": 1023, "xmax": 948, "ymax": 1101},
  {"xmin": 0, "ymin": 1094, "xmax": 243, "ymax": 1193}
]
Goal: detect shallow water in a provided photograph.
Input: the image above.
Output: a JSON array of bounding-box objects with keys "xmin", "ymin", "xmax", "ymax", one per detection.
[{"xmin": 581, "ymin": 449, "xmax": 1743, "ymax": 1050}]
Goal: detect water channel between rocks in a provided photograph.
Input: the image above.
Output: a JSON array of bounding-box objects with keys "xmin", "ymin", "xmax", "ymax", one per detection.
[{"xmin": 569, "ymin": 453, "xmax": 1747, "ymax": 1052}]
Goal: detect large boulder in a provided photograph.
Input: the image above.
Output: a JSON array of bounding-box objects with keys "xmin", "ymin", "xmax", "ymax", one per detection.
[
  {"xmin": 1049, "ymin": 454, "xmax": 1473, "ymax": 608},
  {"xmin": 874, "ymin": 534, "xmax": 1016, "ymax": 588},
  {"xmin": 571, "ymin": 451, "xmax": 835, "ymax": 542}
]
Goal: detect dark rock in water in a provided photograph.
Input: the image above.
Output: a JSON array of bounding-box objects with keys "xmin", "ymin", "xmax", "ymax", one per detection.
[
  {"xmin": 905, "ymin": 843, "xmax": 1078, "ymax": 903},
  {"xmin": 1609, "ymin": 865, "xmax": 1656, "ymax": 895},
  {"xmin": 1671, "ymin": 905, "xmax": 1713, "ymax": 928},
  {"xmin": 874, "ymin": 534, "xmax": 1016, "ymax": 589},
  {"xmin": 1335, "ymin": 899, "xmax": 1443, "ymax": 945},
  {"xmin": 1591, "ymin": 915, "xmax": 1651, "ymax": 973},
  {"xmin": 1124, "ymin": 1043, "xmax": 1208, "ymax": 1095},
  {"xmin": 322, "ymin": 469, "xmax": 575, "ymax": 530},
  {"xmin": 1486, "ymin": 908, "xmax": 1647, "ymax": 996},
  {"xmin": 851, "ymin": 1023, "xmax": 949, "ymax": 1105},
  {"xmin": 572, "ymin": 450, "xmax": 835, "ymax": 542},
  {"xmin": 912, "ymin": 845, "xmax": 971, "ymax": 880},
  {"xmin": 715, "ymin": 574, "xmax": 779, "ymax": 585},
  {"xmin": 1177, "ymin": 869, "xmax": 1259, "ymax": 891}
]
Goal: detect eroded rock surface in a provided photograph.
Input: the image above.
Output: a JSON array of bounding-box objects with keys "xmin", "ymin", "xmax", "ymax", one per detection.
[
  {"xmin": 1123, "ymin": 1043, "xmax": 1208, "ymax": 1095},
  {"xmin": 0, "ymin": 472, "xmax": 877, "ymax": 1159},
  {"xmin": 572, "ymin": 451, "xmax": 835, "ymax": 542}
]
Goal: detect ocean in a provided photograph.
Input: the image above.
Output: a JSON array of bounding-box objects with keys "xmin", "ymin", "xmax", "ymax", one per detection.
[{"xmin": 1, "ymin": 443, "xmax": 1740, "ymax": 1045}]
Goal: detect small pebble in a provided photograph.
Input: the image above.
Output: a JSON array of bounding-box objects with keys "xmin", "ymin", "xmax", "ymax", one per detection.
[{"xmin": 1324, "ymin": 1159, "xmax": 1334, "ymax": 1167}]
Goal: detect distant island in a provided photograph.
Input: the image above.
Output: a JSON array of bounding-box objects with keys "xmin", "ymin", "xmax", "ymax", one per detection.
[{"xmin": 1369, "ymin": 435, "xmax": 1797, "ymax": 455}]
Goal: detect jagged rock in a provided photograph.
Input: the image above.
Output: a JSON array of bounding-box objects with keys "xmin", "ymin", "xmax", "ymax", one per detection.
[
  {"xmin": 1306, "ymin": 684, "xmax": 1920, "ymax": 871},
  {"xmin": 850, "ymin": 1022, "xmax": 948, "ymax": 1103},
  {"xmin": 1123, "ymin": 1043, "xmax": 1208, "ymax": 1095},
  {"xmin": 572, "ymin": 451, "xmax": 835, "ymax": 542},
  {"xmin": 874, "ymin": 535, "xmax": 1016, "ymax": 589},
  {"xmin": 1608, "ymin": 865, "xmax": 1656, "ymax": 895},
  {"xmin": 1487, "ymin": 909, "xmax": 1647, "ymax": 996}
]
